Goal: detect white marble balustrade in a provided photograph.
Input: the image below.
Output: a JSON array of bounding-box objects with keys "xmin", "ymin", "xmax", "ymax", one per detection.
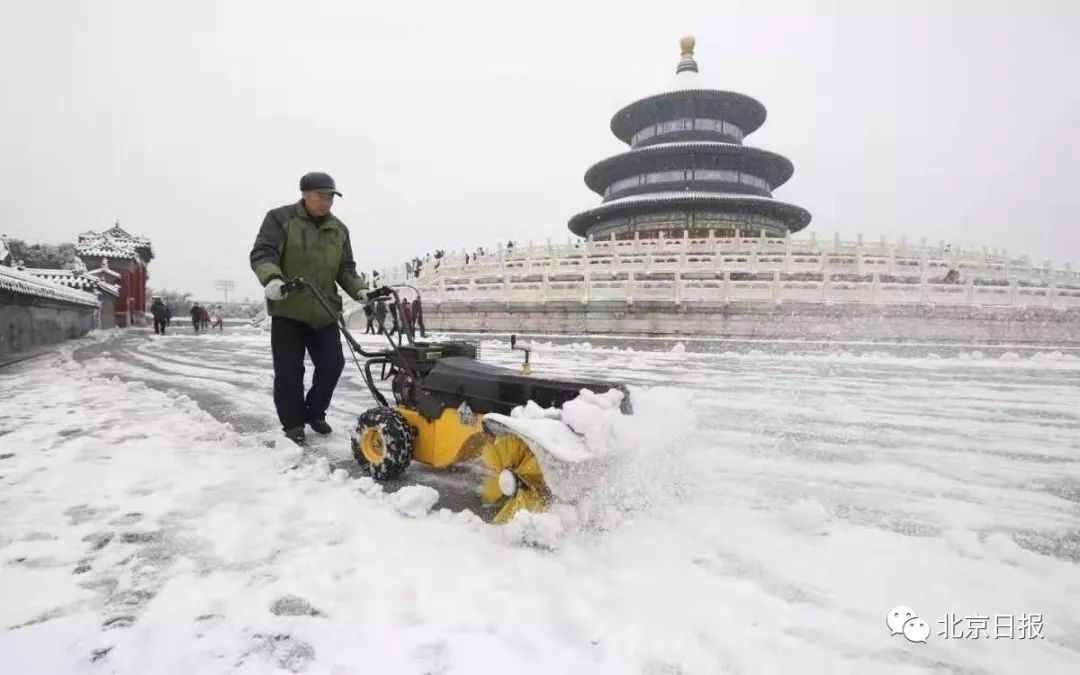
[{"xmin": 379, "ymin": 231, "xmax": 1079, "ymax": 309}]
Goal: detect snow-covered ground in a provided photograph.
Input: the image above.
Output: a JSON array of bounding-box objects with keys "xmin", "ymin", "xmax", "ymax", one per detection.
[{"xmin": 2, "ymin": 328, "xmax": 1079, "ymax": 674}]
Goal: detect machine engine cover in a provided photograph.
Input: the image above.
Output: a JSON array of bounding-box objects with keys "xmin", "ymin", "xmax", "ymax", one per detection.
[{"xmin": 416, "ymin": 356, "xmax": 630, "ymax": 419}]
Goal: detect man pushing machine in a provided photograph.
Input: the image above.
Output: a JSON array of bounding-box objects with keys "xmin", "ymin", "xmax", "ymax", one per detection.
[{"xmin": 249, "ymin": 172, "xmax": 388, "ymax": 445}]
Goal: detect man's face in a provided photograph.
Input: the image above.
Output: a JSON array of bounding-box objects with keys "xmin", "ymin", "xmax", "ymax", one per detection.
[{"xmin": 303, "ymin": 191, "xmax": 335, "ymax": 217}]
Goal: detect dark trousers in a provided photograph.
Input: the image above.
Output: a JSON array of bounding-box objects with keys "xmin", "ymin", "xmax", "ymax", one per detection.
[
  {"xmin": 415, "ymin": 313, "xmax": 426, "ymax": 336},
  {"xmin": 271, "ymin": 317, "xmax": 345, "ymax": 431},
  {"xmin": 191, "ymin": 318, "xmax": 200, "ymax": 333},
  {"xmin": 153, "ymin": 319, "xmax": 166, "ymax": 335}
]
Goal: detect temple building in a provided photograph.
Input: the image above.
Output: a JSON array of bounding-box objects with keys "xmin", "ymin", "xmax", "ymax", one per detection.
[
  {"xmin": 568, "ymin": 36, "xmax": 811, "ymax": 241},
  {"xmin": 75, "ymin": 223, "xmax": 154, "ymax": 327},
  {"xmin": 367, "ymin": 35, "xmax": 1078, "ymax": 343}
]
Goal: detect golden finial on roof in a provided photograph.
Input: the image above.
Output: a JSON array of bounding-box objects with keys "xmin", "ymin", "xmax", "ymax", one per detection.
[
  {"xmin": 676, "ymin": 35, "xmax": 699, "ymax": 75},
  {"xmin": 680, "ymin": 35, "xmax": 696, "ymax": 60}
]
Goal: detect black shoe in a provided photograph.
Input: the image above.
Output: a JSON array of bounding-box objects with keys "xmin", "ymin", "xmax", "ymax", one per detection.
[
  {"xmin": 308, "ymin": 419, "xmax": 332, "ymax": 435},
  {"xmin": 284, "ymin": 426, "xmax": 306, "ymax": 445}
]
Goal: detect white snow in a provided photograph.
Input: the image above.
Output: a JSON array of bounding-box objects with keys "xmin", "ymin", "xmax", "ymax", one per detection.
[
  {"xmin": 22, "ymin": 267, "xmax": 120, "ymax": 297},
  {"xmin": 1, "ymin": 332, "xmax": 1079, "ymax": 674},
  {"xmin": 483, "ymin": 386, "xmax": 672, "ymax": 504},
  {"xmin": 783, "ymin": 499, "xmax": 833, "ymax": 536},
  {"xmin": 309, "ymin": 456, "xmax": 332, "ymax": 481},
  {"xmin": 501, "ymin": 511, "xmax": 565, "ymax": 550},
  {"xmin": 0, "ymin": 264, "xmax": 100, "ymax": 306},
  {"xmin": 389, "ymin": 485, "xmax": 440, "ymax": 518}
]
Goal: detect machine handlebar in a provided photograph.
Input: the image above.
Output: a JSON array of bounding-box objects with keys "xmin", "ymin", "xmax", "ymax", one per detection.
[
  {"xmin": 280, "ymin": 276, "xmax": 420, "ymax": 358},
  {"xmin": 278, "ymin": 277, "xmax": 425, "ymax": 408}
]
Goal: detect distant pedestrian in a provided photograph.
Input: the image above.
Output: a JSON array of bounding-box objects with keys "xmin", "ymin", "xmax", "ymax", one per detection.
[
  {"xmin": 199, "ymin": 306, "xmax": 211, "ymax": 332},
  {"xmin": 412, "ymin": 297, "xmax": 426, "ymax": 337},
  {"xmin": 164, "ymin": 304, "xmax": 173, "ymax": 327},
  {"xmin": 375, "ymin": 299, "xmax": 388, "ymax": 334},
  {"xmin": 363, "ymin": 304, "xmax": 375, "ymax": 334},
  {"xmin": 189, "ymin": 304, "xmax": 202, "ymax": 333},
  {"xmin": 387, "ymin": 300, "xmax": 400, "ymax": 334},
  {"xmin": 210, "ymin": 306, "xmax": 224, "ymax": 332},
  {"xmin": 402, "ymin": 301, "xmax": 414, "ymax": 336},
  {"xmin": 150, "ymin": 297, "xmax": 168, "ymax": 335}
]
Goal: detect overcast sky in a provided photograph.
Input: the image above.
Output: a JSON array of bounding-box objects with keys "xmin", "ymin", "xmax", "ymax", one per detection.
[{"xmin": 1, "ymin": 0, "xmax": 1077, "ymax": 301}]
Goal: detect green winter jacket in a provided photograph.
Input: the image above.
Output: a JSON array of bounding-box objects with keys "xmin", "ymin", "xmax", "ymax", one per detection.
[{"xmin": 249, "ymin": 201, "xmax": 367, "ymax": 328}]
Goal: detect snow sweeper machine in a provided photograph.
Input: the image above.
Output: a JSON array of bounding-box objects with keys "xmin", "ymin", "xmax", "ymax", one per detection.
[{"xmin": 282, "ymin": 278, "xmax": 632, "ymax": 523}]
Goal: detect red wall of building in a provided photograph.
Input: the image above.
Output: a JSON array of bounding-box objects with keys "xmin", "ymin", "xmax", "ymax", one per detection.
[
  {"xmin": 111, "ymin": 265, "xmax": 147, "ymax": 321},
  {"xmin": 113, "ymin": 268, "xmax": 130, "ymax": 315}
]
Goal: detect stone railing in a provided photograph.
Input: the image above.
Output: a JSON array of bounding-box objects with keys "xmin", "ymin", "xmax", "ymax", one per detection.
[
  {"xmin": 415, "ymin": 272, "xmax": 1078, "ymax": 309},
  {"xmin": 378, "ymin": 232, "xmax": 1079, "ymax": 309}
]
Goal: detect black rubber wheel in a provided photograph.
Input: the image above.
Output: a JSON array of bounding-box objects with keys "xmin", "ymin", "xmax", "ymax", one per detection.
[{"xmin": 351, "ymin": 407, "xmax": 414, "ymax": 481}]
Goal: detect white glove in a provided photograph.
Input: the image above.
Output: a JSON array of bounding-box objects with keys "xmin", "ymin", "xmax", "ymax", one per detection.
[{"xmin": 264, "ymin": 279, "xmax": 287, "ymax": 301}]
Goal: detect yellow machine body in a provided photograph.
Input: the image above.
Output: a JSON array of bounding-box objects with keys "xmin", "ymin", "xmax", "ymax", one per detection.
[
  {"xmin": 388, "ymin": 402, "xmax": 555, "ymax": 522},
  {"xmin": 396, "ymin": 406, "xmax": 489, "ymax": 468}
]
